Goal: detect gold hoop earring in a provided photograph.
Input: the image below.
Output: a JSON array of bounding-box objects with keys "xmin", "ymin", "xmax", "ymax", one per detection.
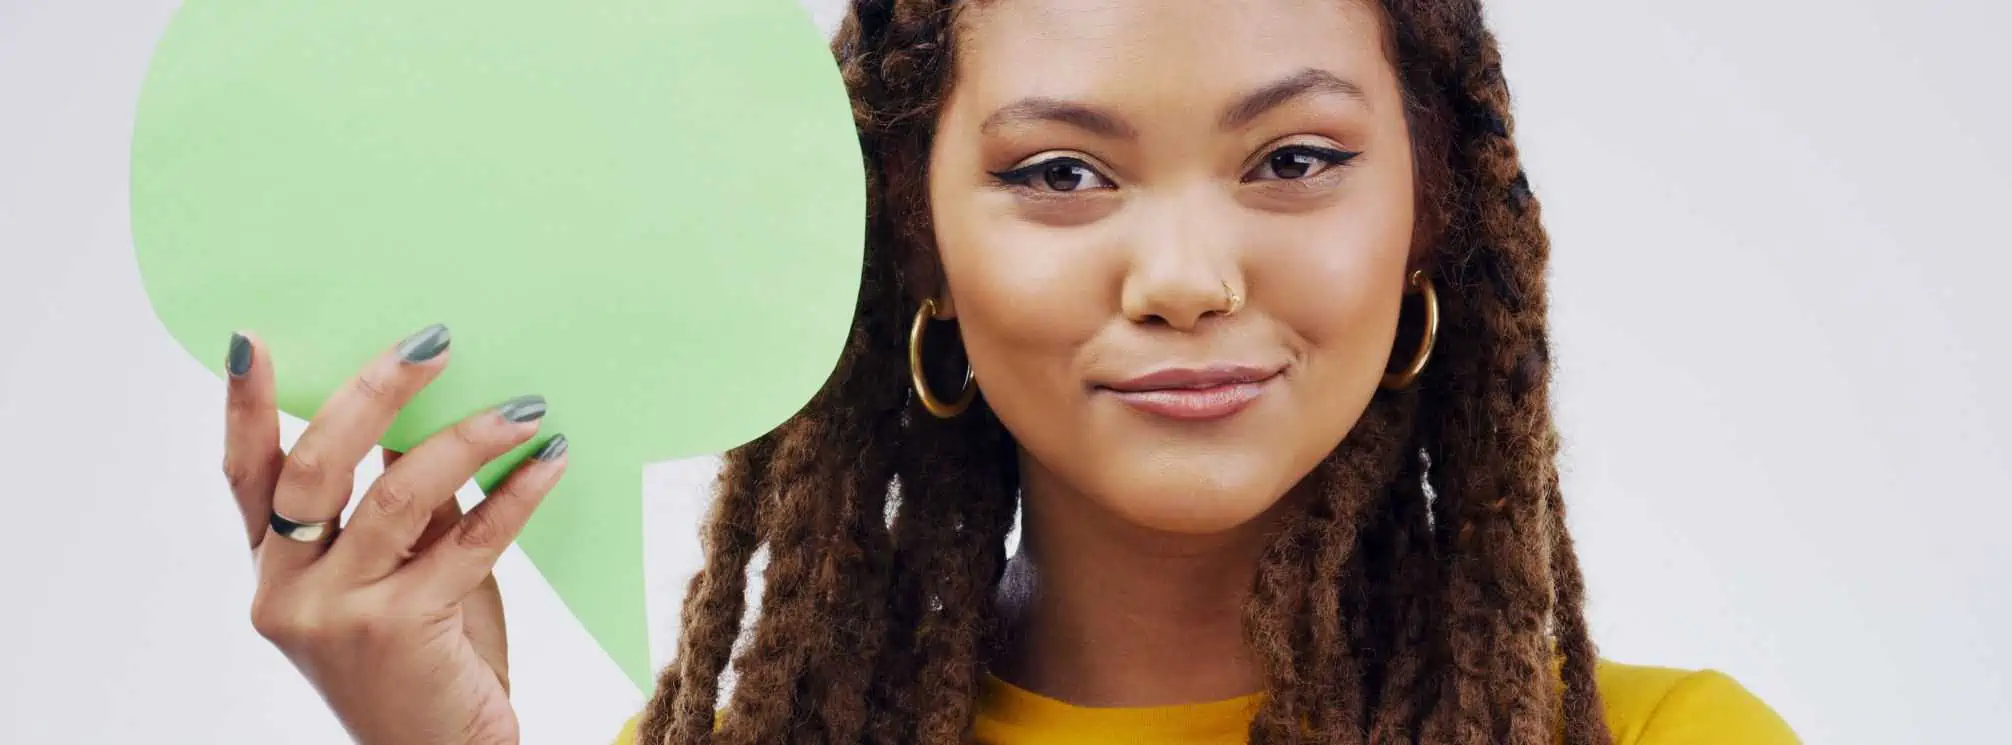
[
  {"xmin": 909, "ymin": 298, "xmax": 977, "ymax": 418},
  {"xmin": 1221, "ymin": 280, "xmax": 1245, "ymax": 315},
  {"xmin": 1381, "ymin": 269, "xmax": 1439, "ymax": 390}
]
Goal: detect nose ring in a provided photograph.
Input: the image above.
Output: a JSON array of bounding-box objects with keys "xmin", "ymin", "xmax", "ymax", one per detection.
[{"xmin": 1221, "ymin": 280, "xmax": 1245, "ymax": 315}]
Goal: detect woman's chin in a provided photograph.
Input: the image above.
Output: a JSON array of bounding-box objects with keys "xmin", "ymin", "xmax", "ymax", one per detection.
[{"xmin": 1092, "ymin": 466, "xmax": 1294, "ymax": 536}]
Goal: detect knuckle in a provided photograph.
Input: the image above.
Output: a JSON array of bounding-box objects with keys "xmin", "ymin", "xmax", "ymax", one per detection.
[
  {"xmin": 365, "ymin": 477, "xmax": 420, "ymax": 521},
  {"xmin": 278, "ymin": 452, "xmax": 348, "ymax": 495},
  {"xmin": 221, "ymin": 455, "xmax": 264, "ymax": 494},
  {"xmin": 252, "ymin": 592, "xmax": 407, "ymax": 650},
  {"xmin": 449, "ymin": 416, "xmax": 491, "ymax": 449},
  {"xmin": 279, "ymin": 452, "xmax": 329, "ymax": 489},
  {"xmin": 224, "ymin": 390, "xmax": 263, "ymax": 417},
  {"xmin": 249, "ymin": 593, "xmax": 321, "ymax": 645},
  {"xmin": 351, "ymin": 371, "xmax": 395, "ymax": 403},
  {"xmin": 454, "ymin": 508, "xmax": 507, "ymax": 551}
]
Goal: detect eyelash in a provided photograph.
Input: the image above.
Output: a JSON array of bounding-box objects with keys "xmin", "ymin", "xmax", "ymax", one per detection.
[
  {"xmin": 988, "ymin": 144, "xmax": 1361, "ymax": 193},
  {"xmin": 1247, "ymin": 144, "xmax": 1360, "ymax": 182},
  {"xmin": 988, "ymin": 157, "xmax": 1108, "ymax": 192}
]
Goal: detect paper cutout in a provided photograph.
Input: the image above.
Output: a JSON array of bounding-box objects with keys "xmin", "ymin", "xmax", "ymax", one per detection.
[{"xmin": 130, "ymin": 0, "xmax": 864, "ymax": 692}]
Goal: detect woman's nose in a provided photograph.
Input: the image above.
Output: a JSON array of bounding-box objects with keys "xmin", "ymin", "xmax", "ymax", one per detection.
[{"xmin": 1118, "ymin": 195, "xmax": 1244, "ymax": 331}]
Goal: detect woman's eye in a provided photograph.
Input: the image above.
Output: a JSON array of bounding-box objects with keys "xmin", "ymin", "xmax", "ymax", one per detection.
[
  {"xmin": 1246, "ymin": 145, "xmax": 1358, "ymax": 182},
  {"xmin": 995, "ymin": 157, "xmax": 1114, "ymax": 193}
]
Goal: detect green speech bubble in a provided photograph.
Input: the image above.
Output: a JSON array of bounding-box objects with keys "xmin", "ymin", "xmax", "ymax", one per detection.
[{"xmin": 131, "ymin": 0, "xmax": 863, "ymax": 691}]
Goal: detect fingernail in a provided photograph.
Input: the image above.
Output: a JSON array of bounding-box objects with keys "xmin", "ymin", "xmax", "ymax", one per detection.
[
  {"xmin": 496, "ymin": 394, "xmax": 547, "ymax": 423},
  {"xmin": 533, "ymin": 434, "xmax": 569, "ymax": 462},
  {"xmin": 226, "ymin": 333, "xmax": 253, "ymax": 378},
  {"xmin": 396, "ymin": 323, "xmax": 451, "ymax": 363}
]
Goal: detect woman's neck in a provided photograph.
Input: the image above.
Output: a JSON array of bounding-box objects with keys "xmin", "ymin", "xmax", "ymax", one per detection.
[{"xmin": 991, "ymin": 461, "xmax": 1294, "ymax": 708}]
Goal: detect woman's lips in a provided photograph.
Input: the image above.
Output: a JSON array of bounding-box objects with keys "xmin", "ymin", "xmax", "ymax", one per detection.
[
  {"xmin": 1097, "ymin": 365, "xmax": 1282, "ymax": 421},
  {"xmin": 1105, "ymin": 381, "xmax": 1270, "ymax": 420}
]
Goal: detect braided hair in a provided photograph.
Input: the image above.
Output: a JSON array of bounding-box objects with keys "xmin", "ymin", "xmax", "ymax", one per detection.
[{"xmin": 634, "ymin": 1, "xmax": 1610, "ymax": 743}]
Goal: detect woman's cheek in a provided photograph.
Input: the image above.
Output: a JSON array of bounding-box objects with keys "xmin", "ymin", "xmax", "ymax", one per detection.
[
  {"xmin": 941, "ymin": 212, "xmax": 1110, "ymax": 413},
  {"xmin": 949, "ymin": 213, "xmax": 1114, "ymax": 341},
  {"xmin": 1256, "ymin": 206, "xmax": 1412, "ymax": 381}
]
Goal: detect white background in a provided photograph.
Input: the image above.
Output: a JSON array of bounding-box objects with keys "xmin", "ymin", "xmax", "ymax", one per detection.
[{"xmin": 2, "ymin": 0, "xmax": 2006, "ymax": 742}]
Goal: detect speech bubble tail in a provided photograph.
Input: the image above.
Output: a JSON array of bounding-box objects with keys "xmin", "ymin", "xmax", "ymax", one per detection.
[{"xmin": 475, "ymin": 435, "xmax": 654, "ymax": 693}]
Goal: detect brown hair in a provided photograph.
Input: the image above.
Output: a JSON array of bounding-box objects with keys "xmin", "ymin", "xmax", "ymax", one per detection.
[{"xmin": 635, "ymin": 1, "xmax": 1610, "ymax": 743}]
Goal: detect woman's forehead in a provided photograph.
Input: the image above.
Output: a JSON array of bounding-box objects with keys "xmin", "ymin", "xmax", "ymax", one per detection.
[{"xmin": 947, "ymin": 0, "xmax": 1398, "ymax": 117}]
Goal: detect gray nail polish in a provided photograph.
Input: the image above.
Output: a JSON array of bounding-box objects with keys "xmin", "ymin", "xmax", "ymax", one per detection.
[
  {"xmin": 496, "ymin": 394, "xmax": 547, "ymax": 423},
  {"xmin": 226, "ymin": 333, "xmax": 253, "ymax": 378},
  {"xmin": 533, "ymin": 434, "xmax": 569, "ymax": 462},
  {"xmin": 396, "ymin": 323, "xmax": 451, "ymax": 363}
]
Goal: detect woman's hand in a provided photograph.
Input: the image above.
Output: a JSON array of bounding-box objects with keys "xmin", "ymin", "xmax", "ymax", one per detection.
[{"xmin": 221, "ymin": 324, "xmax": 568, "ymax": 745}]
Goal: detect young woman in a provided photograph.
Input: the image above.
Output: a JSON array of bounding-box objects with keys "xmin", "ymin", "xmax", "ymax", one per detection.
[{"xmin": 219, "ymin": 1, "xmax": 1801, "ymax": 743}]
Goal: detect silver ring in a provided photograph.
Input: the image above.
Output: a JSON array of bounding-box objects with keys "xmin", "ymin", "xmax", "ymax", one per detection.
[{"xmin": 269, "ymin": 510, "xmax": 337, "ymax": 543}]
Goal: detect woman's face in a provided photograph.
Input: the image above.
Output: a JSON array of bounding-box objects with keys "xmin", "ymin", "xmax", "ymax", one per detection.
[{"xmin": 927, "ymin": 0, "xmax": 1417, "ymax": 534}]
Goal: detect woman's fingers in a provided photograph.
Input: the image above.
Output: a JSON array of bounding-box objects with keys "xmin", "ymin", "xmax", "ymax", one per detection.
[
  {"xmin": 401, "ymin": 434, "xmax": 568, "ymax": 606},
  {"xmin": 329, "ymin": 395, "xmax": 547, "ymax": 582},
  {"xmin": 412, "ymin": 492, "xmax": 462, "ymax": 557},
  {"xmin": 460, "ymin": 572, "xmax": 511, "ymax": 693},
  {"xmin": 222, "ymin": 332, "xmax": 283, "ymax": 550},
  {"xmin": 260, "ymin": 323, "xmax": 452, "ymax": 576}
]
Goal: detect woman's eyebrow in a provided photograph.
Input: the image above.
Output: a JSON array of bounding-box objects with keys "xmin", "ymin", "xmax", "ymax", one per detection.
[
  {"xmin": 1219, "ymin": 68, "xmax": 1368, "ymax": 130},
  {"xmin": 979, "ymin": 98, "xmax": 1137, "ymax": 139},
  {"xmin": 977, "ymin": 67, "xmax": 1366, "ymax": 140}
]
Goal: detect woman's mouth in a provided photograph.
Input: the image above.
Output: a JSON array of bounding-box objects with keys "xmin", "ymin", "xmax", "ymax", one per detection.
[{"xmin": 1096, "ymin": 364, "xmax": 1283, "ymax": 421}]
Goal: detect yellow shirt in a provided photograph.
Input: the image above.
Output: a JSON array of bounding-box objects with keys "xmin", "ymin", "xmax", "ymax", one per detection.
[{"xmin": 610, "ymin": 659, "xmax": 1798, "ymax": 744}]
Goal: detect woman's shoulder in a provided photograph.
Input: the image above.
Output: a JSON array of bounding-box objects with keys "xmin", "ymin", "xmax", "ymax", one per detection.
[
  {"xmin": 1595, "ymin": 659, "xmax": 1800, "ymax": 745},
  {"xmin": 608, "ymin": 660, "xmax": 1799, "ymax": 744}
]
